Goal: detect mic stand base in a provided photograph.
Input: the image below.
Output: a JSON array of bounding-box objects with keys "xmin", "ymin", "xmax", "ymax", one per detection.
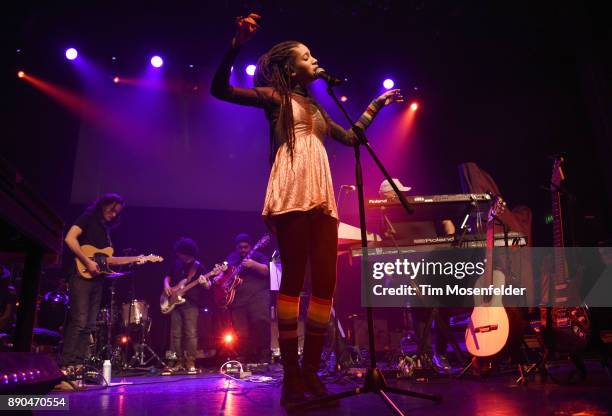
[{"xmin": 286, "ymin": 367, "xmax": 442, "ymax": 413}]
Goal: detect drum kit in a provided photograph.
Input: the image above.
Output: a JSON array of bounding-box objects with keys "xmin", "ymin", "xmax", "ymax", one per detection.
[{"xmin": 38, "ymin": 271, "xmax": 164, "ymax": 370}]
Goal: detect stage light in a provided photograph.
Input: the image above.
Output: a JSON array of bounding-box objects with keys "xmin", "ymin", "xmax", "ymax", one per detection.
[
  {"xmin": 223, "ymin": 333, "xmax": 235, "ymax": 344},
  {"xmin": 17, "ymin": 71, "xmax": 25, "ymax": 78},
  {"xmin": 120, "ymin": 335, "xmax": 129, "ymax": 344},
  {"xmin": 113, "ymin": 76, "xmax": 120, "ymax": 83},
  {"xmin": 111, "ymin": 56, "xmax": 117, "ymax": 61},
  {"xmin": 65, "ymin": 48, "xmax": 78, "ymax": 61},
  {"xmin": 383, "ymin": 78, "xmax": 394, "ymax": 90},
  {"xmin": 150, "ymin": 55, "xmax": 164, "ymax": 68},
  {"xmin": 410, "ymin": 102, "xmax": 419, "ymax": 111},
  {"xmin": 340, "ymin": 95, "xmax": 348, "ymax": 102},
  {"xmin": 245, "ymin": 64, "xmax": 256, "ymax": 76}
]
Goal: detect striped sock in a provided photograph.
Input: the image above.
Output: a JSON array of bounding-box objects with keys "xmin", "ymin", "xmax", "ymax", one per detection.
[
  {"xmin": 277, "ymin": 294, "xmax": 300, "ymax": 340},
  {"xmin": 305, "ymin": 296, "xmax": 333, "ymax": 337}
]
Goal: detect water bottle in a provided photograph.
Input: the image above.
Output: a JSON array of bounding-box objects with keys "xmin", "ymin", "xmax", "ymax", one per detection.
[
  {"xmin": 103, "ymin": 360, "xmax": 112, "ymax": 386},
  {"xmin": 328, "ymin": 352, "xmax": 336, "ymax": 373}
]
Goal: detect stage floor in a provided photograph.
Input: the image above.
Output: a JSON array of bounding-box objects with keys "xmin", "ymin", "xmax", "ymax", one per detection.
[{"xmin": 41, "ymin": 361, "xmax": 612, "ymax": 415}]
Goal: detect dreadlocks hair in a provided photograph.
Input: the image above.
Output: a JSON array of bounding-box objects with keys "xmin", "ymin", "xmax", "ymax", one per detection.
[
  {"xmin": 85, "ymin": 193, "xmax": 125, "ymax": 228},
  {"xmin": 254, "ymin": 40, "xmax": 302, "ymax": 162}
]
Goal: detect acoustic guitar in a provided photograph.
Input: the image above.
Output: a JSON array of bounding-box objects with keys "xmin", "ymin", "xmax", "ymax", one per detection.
[{"xmin": 465, "ymin": 196, "xmax": 511, "ymax": 357}]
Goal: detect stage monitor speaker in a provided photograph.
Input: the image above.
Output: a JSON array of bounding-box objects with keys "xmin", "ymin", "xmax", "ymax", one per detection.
[{"xmin": 0, "ymin": 352, "xmax": 63, "ymax": 394}]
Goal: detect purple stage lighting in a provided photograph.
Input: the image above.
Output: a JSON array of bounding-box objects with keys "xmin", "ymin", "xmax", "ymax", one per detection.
[
  {"xmin": 150, "ymin": 55, "xmax": 164, "ymax": 68},
  {"xmin": 383, "ymin": 78, "xmax": 395, "ymax": 90},
  {"xmin": 246, "ymin": 64, "xmax": 256, "ymax": 76},
  {"xmin": 65, "ymin": 48, "xmax": 78, "ymax": 60}
]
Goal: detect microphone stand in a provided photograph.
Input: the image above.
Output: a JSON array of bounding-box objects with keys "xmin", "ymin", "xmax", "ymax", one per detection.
[{"xmin": 291, "ymin": 82, "xmax": 442, "ymax": 413}]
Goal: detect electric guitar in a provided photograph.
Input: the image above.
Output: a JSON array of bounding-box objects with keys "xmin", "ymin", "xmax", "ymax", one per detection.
[
  {"xmin": 75, "ymin": 245, "xmax": 163, "ymax": 279},
  {"xmin": 160, "ymin": 262, "xmax": 227, "ymax": 314},
  {"xmin": 213, "ymin": 234, "xmax": 271, "ymax": 308},
  {"xmin": 465, "ymin": 196, "xmax": 511, "ymax": 357},
  {"xmin": 541, "ymin": 157, "xmax": 590, "ymax": 353}
]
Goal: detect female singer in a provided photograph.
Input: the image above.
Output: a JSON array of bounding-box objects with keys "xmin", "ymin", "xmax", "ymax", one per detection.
[{"xmin": 211, "ymin": 13, "xmax": 403, "ymax": 406}]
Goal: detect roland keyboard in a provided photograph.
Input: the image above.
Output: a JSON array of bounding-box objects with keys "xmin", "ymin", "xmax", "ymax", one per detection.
[
  {"xmin": 367, "ymin": 193, "xmax": 491, "ymax": 208},
  {"xmin": 350, "ymin": 232, "xmax": 528, "ymax": 257}
]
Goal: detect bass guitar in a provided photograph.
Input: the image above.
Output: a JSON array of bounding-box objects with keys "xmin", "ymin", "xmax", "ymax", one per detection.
[{"xmin": 160, "ymin": 262, "xmax": 227, "ymax": 314}]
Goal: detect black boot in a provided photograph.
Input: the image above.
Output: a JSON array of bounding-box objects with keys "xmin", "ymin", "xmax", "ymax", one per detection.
[
  {"xmin": 279, "ymin": 337, "xmax": 307, "ymax": 407},
  {"xmin": 301, "ymin": 333, "xmax": 329, "ymax": 397}
]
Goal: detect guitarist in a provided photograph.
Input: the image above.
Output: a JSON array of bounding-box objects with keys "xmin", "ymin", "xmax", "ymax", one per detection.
[
  {"xmin": 60, "ymin": 193, "xmax": 125, "ymax": 373},
  {"xmin": 163, "ymin": 237, "xmax": 211, "ymax": 372},
  {"xmin": 225, "ymin": 233, "xmax": 270, "ymax": 363}
]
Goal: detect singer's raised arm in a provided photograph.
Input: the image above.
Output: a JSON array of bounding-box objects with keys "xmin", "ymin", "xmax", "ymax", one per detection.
[
  {"xmin": 210, "ymin": 46, "xmax": 279, "ymax": 108},
  {"xmin": 321, "ymin": 99, "xmax": 384, "ymax": 146}
]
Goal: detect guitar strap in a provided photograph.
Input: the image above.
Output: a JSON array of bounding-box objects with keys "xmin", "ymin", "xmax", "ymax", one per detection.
[{"xmin": 184, "ymin": 260, "xmax": 201, "ymax": 284}]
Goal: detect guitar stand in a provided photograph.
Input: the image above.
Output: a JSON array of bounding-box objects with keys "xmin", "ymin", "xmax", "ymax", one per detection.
[{"xmin": 516, "ymin": 341, "xmax": 549, "ymax": 385}]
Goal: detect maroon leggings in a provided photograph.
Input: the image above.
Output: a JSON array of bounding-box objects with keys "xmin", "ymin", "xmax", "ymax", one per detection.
[{"xmin": 274, "ymin": 209, "xmax": 338, "ymax": 300}]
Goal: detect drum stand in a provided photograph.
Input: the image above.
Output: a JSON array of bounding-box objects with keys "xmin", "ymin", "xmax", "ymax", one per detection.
[
  {"xmin": 82, "ymin": 278, "xmax": 123, "ymax": 385},
  {"xmin": 126, "ymin": 318, "xmax": 165, "ymax": 369},
  {"xmin": 98, "ymin": 279, "xmax": 119, "ymax": 362}
]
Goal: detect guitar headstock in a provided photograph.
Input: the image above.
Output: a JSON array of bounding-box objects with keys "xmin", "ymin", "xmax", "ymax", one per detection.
[
  {"xmin": 212, "ymin": 262, "xmax": 228, "ymax": 275},
  {"xmin": 551, "ymin": 156, "xmax": 565, "ymax": 191},
  {"xmin": 487, "ymin": 195, "xmax": 506, "ymax": 223},
  {"xmin": 254, "ymin": 234, "xmax": 271, "ymax": 250},
  {"xmin": 136, "ymin": 254, "xmax": 164, "ymax": 264}
]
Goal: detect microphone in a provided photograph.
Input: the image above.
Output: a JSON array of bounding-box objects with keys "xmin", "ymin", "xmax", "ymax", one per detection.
[
  {"xmin": 315, "ymin": 67, "xmax": 342, "ymax": 86},
  {"xmin": 340, "ymin": 184, "xmax": 356, "ymax": 191}
]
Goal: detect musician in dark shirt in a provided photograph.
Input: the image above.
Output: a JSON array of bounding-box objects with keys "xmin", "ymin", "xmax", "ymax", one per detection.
[
  {"xmin": 61, "ymin": 193, "xmax": 124, "ymax": 370},
  {"xmin": 163, "ymin": 237, "xmax": 211, "ymax": 372},
  {"xmin": 226, "ymin": 233, "xmax": 270, "ymax": 363}
]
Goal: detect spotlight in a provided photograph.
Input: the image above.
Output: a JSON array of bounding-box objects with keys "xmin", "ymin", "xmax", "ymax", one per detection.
[
  {"xmin": 223, "ymin": 333, "xmax": 235, "ymax": 345},
  {"xmin": 119, "ymin": 335, "xmax": 129, "ymax": 345},
  {"xmin": 340, "ymin": 95, "xmax": 348, "ymax": 102},
  {"xmin": 383, "ymin": 78, "xmax": 394, "ymax": 90},
  {"xmin": 113, "ymin": 76, "xmax": 120, "ymax": 83},
  {"xmin": 410, "ymin": 102, "xmax": 419, "ymax": 111},
  {"xmin": 65, "ymin": 48, "xmax": 78, "ymax": 61},
  {"xmin": 150, "ymin": 55, "xmax": 164, "ymax": 68},
  {"xmin": 245, "ymin": 64, "xmax": 256, "ymax": 76},
  {"xmin": 17, "ymin": 71, "xmax": 25, "ymax": 78}
]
